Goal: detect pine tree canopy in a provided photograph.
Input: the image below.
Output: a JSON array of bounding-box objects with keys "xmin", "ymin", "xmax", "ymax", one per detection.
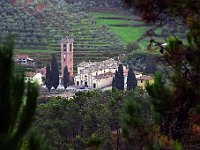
[{"xmin": 123, "ymin": 0, "xmax": 200, "ymax": 141}]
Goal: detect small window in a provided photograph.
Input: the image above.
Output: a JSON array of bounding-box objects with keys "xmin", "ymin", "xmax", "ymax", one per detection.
[
  {"xmin": 141, "ymin": 80, "xmax": 143, "ymax": 83},
  {"xmin": 63, "ymin": 44, "xmax": 67, "ymax": 51},
  {"xmin": 69, "ymin": 44, "xmax": 72, "ymax": 51},
  {"xmin": 77, "ymin": 81, "xmax": 79, "ymax": 86},
  {"xmin": 93, "ymin": 83, "xmax": 96, "ymax": 88}
]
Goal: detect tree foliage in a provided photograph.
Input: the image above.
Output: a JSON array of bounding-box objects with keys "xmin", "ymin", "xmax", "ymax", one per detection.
[
  {"xmin": 121, "ymin": 89, "xmax": 152, "ymax": 148},
  {"xmin": 127, "ymin": 67, "xmax": 137, "ymax": 90},
  {"xmin": 35, "ymin": 90, "xmax": 116, "ymax": 149},
  {"xmin": 123, "ymin": 0, "xmax": 200, "ymax": 148},
  {"xmin": 0, "ymin": 36, "xmax": 49, "ymax": 150},
  {"xmin": 45, "ymin": 64, "xmax": 52, "ymax": 92},
  {"xmin": 112, "ymin": 64, "xmax": 124, "ymax": 91},
  {"xmin": 51, "ymin": 54, "xmax": 59, "ymax": 89}
]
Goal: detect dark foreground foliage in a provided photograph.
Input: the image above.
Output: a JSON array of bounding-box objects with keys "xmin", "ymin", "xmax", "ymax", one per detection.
[{"xmin": 0, "ymin": 37, "xmax": 50, "ymax": 150}]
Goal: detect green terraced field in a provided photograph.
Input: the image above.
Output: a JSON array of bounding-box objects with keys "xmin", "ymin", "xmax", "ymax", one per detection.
[
  {"xmin": 90, "ymin": 12, "xmax": 149, "ymax": 45},
  {"xmin": 90, "ymin": 12, "xmax": 132, "ymax": 18},
  {"xmin": 15, "ymin": 49, "xmax": 53, "ymax": 53},
  {"xmin": 95, "ymin": 19, "xmax": 137, "ymax": 25},
  {"xmin": 110, "ymin": 26, "xmax": 148, "ymax": 44}
]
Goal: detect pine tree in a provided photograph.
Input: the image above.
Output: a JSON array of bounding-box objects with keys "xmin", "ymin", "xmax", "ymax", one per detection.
[
  {"xmin": 0, "ymin": 36, "xmax": 48, "ymax": 150},
  {"xmin": 127, "ymin": 67, "xmax": 137, "ymax": 90},
  {"xmin": 123, "ymin": 0, "xmax": 200, "ymax": 145},
  {"xmin": 51, "ymin": 54, "xmax": 59, "ymax": 89},
  {"xmin": 121, "ymin": 89, "xmax": 151, "ymax": 149},
  {"xmin": 63, "ymin": 66, "xmax": 70, "ymax": 90},
  {"xmin": 45, "ymin": 64, "xmax": 52, "ymax": 93}
]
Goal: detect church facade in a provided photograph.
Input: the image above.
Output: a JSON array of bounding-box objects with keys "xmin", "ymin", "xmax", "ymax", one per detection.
[{"xmin": 74, "ymin": 59, "xmax": 121, "ymax": 89}]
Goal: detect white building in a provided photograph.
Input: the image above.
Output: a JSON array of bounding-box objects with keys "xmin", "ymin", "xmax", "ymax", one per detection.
[
  {"xmin": 14, "ymin": 54, "xmax": 35, "ymax": 66},
  {"xmin": 25, "ymin": 72, "xmax": 43, "ymax": 85},
  {"xmin": 74, "ymin": 59, "xmax": 123, "ymax": 89}
]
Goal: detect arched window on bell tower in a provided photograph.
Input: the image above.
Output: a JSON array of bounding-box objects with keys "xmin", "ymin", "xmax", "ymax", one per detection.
[
  {"xmin": 69, "ymin": 44, "xmax": 72, "ymax": 52},
  {"xmin": 63, "ymin": 44, "xmax": 66, "ymax": 51}
]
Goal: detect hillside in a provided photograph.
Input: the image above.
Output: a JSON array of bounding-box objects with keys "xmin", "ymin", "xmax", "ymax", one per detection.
[
  {"xmin": 0, "ymin": 1, "xmax": 47, "ymax": 50},
  {"xmin": 4, "ymin": 0, "xmax": 187, "ymax": 74},
  {"xmin": 4, "ymin": 0, "xmax": 126, "ymax": 72},
  {"xmin": 36, "ymin": 4, "xmax": 124, "ymax": 67},
  {"xmin": 90, "ymin": 12, "xmax": 149, "ymax": 45}
]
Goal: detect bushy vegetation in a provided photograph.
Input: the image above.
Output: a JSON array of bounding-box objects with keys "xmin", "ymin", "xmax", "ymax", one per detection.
[
  {"xmin": 35, "ymin": 89, "xmax": 150, "ymax": 149},
  {"xmin": 0, "ymin": 36, "xmax": 49, "ymax": 150}
]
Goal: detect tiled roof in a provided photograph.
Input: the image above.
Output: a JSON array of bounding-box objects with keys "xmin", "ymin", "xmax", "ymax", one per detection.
[
  {"xmin": 25, "ymin": 72, "xmax": 35, "ymax": 77},
  {"xmin": 137, "ymin": 75, "xmax": 153, "ymax": 81},
  {"xmin": 78, "ymin": 59, "xmax": 119, "ymax": 74},
  {"xmin": 14, "ymin": 54, "xmax": 29, "ymax": 59},
  {"xmin": 95, "ymin": 72, "xmax": 114, "ymax": 79}
]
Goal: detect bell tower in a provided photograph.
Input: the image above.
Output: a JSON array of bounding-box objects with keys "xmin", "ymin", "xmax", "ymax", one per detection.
[{"xmin": 61, "ymin": 37, "xmax": 74, "ymax": 78}]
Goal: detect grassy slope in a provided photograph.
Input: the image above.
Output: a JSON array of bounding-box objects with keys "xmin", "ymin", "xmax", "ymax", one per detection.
[
  {"xmin": 90, "ymin": 12, "xmax": 131, "ymax": 18},
  {"xmin": 90, "ymin": 12, "xmax": 149, "ymax": 45},
  {"xmin": 95, "ymin": 19, "xmax": 136, "ymax": 25},
  {"xmin": 110, "ymin": 26, "xmax": 147, "ymax": 44}
]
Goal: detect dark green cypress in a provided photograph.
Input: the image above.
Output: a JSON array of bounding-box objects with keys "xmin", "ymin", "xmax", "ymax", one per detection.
[
  {"xmin": 117, "ymin": 64, "xmax": 124, "ymax": 91},
  {"xmin": 113, "ymin": 64, "xmax": 124, "ymax": 91},
  {"xmin": 63, "ymin": 66, "xmax": 70, "ymax": 90},
  {"xmin": 45, "ymin": 64, "xmax": 52, "ymax": 92},
  {"xmin": 127, "ymin": 67, "xmax": 137, "ymax": 90},
  {"xmin": 51, "ymin": 54, "xmax": 59, "ymax": 89}
]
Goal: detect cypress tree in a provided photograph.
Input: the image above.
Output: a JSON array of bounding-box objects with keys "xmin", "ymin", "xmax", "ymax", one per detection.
[
  {"xmin": 45, "ymin": 64, "xmax": 52, "ymax": 93},
  {"xmin": 51, "ymin": 54, "xmax": 59, "ymax": 89},
  {"xmin": 116, "ymin": 64, "xmax": 124, "ymax": 91},
  {"xmin": 63, "ymin": 66, "xmax": 70, "ymax": 90},
  {"xmin": 113, "ymin": 64, "xmax": 124, "ymax": 91},
  {"xmin": 127, "ymin": 67, "xmax": 137, "ymax": 90}
]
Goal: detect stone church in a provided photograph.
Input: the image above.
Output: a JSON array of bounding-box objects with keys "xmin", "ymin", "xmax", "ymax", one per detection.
[{"xmin": 74, "ymin": 59, "xmax": 121, "ymax": 89}]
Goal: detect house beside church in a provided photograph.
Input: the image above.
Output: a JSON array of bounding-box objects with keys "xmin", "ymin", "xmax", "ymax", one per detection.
[{"xmin": 14, "ymin": 54, "xmax": 35, "ymax": 66}]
